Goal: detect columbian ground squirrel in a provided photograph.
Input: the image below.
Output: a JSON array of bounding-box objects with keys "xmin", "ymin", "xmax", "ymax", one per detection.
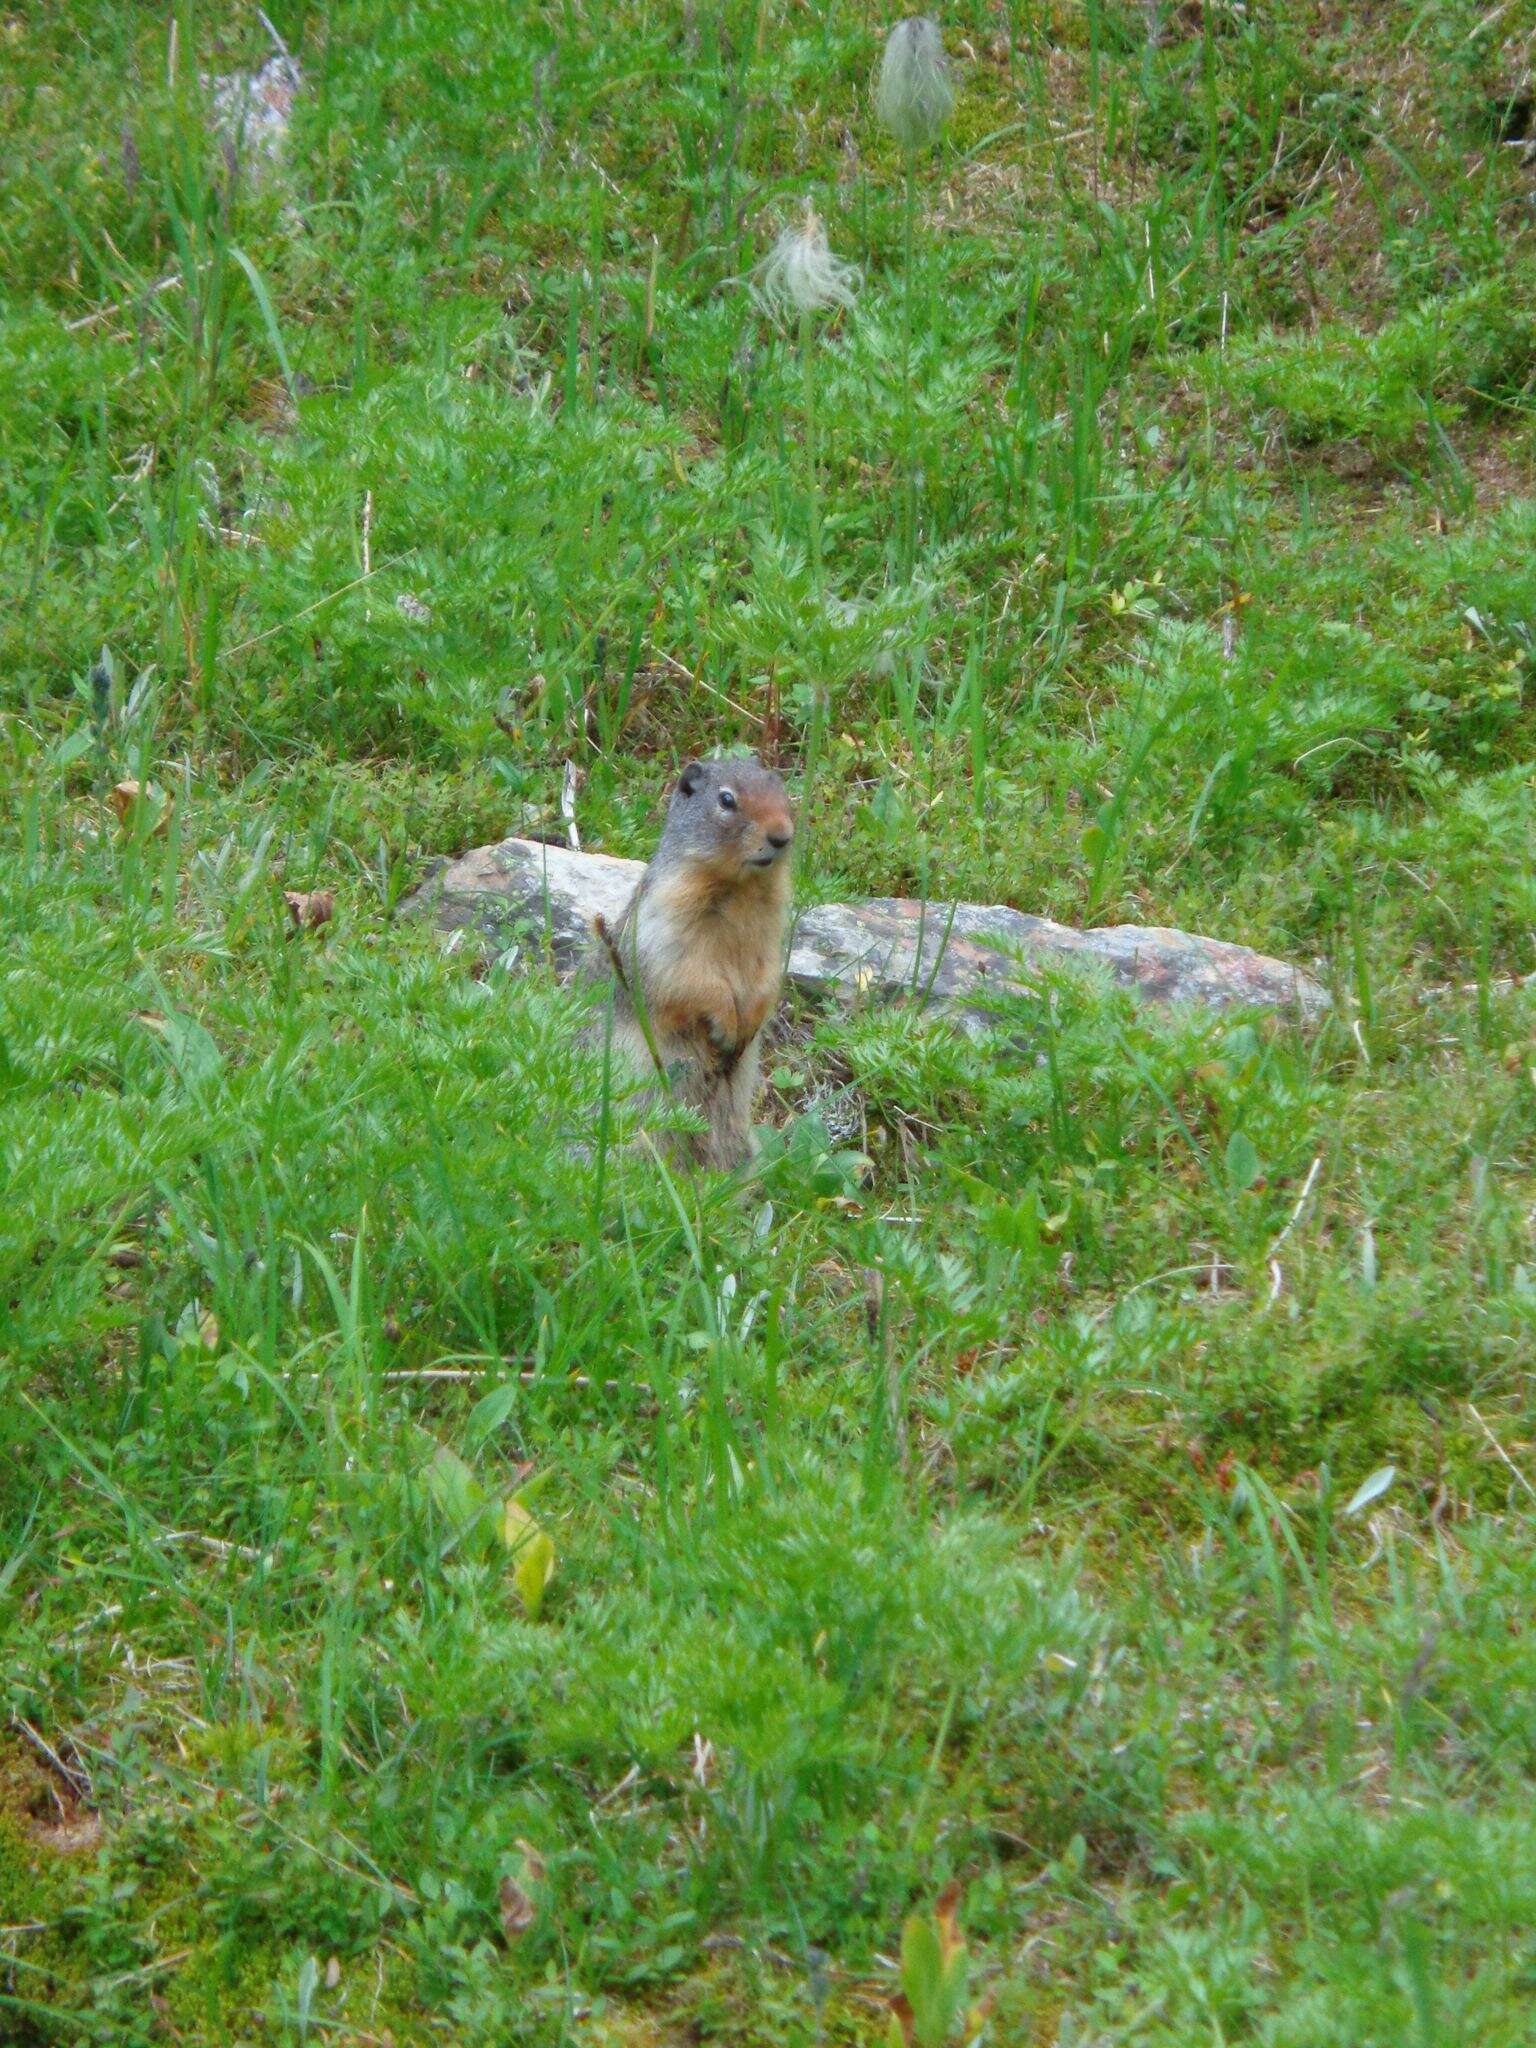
[{"xmin": 593, "ymin": 756, "xmax": 795, "ymax": 1169}]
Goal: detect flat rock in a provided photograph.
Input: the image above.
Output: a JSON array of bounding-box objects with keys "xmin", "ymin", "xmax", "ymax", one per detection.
[
  {"xmin": 402, "ymin": 836, "xmax": 1329, "ymax": 1022},
  {"xmin": 205, "ymin": 52, "xmax": 301, "ymax": 182}
]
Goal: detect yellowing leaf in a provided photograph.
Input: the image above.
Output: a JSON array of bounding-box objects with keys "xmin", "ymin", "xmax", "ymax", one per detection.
[
  {"xmin": 501, "ymin": 1495, "xmax": 556, "ymax": 1620},
  {"xmin": 415, "ymin": 1428, "xmax": 555, "ymax": 1609}
]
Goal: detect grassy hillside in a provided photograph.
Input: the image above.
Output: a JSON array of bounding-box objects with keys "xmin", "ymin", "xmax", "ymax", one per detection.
[{"xmin": 3, "ymin": 2, "xmax": 1536, "ymax": 2041}]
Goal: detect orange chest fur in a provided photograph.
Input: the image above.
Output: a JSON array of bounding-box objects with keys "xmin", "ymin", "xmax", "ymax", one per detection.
[{"xmin": 638, "ymin": 869, "xmax": 787, "ymax": 1048}]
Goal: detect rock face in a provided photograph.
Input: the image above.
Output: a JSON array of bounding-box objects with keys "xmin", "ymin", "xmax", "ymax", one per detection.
[
  {"xmin": 205, "ymin": 53, "xmax": 302, "ymax": 182},
  {"xmin": 402, "ymin": 836, "xmax": 1329, "ymax": 1022}
]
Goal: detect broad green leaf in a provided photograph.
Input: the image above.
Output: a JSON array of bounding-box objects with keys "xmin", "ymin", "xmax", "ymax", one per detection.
[
  {"xmin": 899, "ymin": 1913, "xmax": 944, "ymax": 2016},
  {"xmin": 141, "ymin": 1007, "xmax": 224, "ymax": 1089},
  {"xmin": 421, "ymin": 1436, "xmax": 491, "ymax": 1548},
  {"xmin": 1225, "ymin": 1129, "xmax": 1261, "ymax": 1192},
  {"xmin": 501, "ymin": 1495, "xmax": 556, "ymax": 1620},
  {"xmin": 467, "ymin": 1379, "xmax": 520, "ymax": 1447}
]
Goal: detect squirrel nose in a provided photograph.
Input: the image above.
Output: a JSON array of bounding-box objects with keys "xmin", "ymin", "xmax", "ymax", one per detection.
[{"xmin": 767, "ymin": 826, "xmax": 793, "ymax": 850}]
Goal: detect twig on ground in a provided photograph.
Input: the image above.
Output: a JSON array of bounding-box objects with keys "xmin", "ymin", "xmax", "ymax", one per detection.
[
  {"xmin": 222, "ymin": 555, "xmax": 412, "ymax": 660},
  {"xmin": 1468, "ymin": 1403, "xmax": 1536, "ymax": 1504},
  {"xmin": 702, "ymin": 1931, "xmax": 808, "ymax": 1973},
  {"xmin": 96, "ymin": 1949, "xmax": 194, "ymax": 1993},
  {"xmin": 1269, "ymin": 1155, "xmax": 1322, "ymax": 1254},
  {"xmin": 560, "ymin": 760, "xmax": 582, "ymax": 850},
  {"xmin": 162, "ymin": 1529, "xmax": 266, "ymax": 1562},
  {"xmin": 12, "ymin": 1718, "xmax": 92, "ymax": 1802},
  {"xmin": 66, "ymin": 272, "xmax": 183, "ymax": 332},
  {"xmin": 1420, "ymin": 969, "xmax": 1536, "ymax": 1004},
  {"xmin": 590, "ymin": 1762, "xmax": 642, "ymax": 1811},
  {"xmin": 256, "ymin": 6, "xmax": 291, "ymax": 57},
  {"xmin": 1117, "ymin": 1259, "xmax": 1236, "ymax": 1305},
  {"xmin": 653, "ymin": 648, "xmax": 765, "ymax": 728}
]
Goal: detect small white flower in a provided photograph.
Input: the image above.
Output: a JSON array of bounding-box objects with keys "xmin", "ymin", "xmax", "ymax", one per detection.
[
  {"xmin": 754, "ymin": 203, "xmax": 861, "ymax": 322},
  {"xmin": 875, "ymin": 16, "xmax": 955, "ymax": 153}
]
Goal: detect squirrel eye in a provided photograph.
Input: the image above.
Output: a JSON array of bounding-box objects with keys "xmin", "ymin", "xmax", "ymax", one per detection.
[{"xmin": 718, "ymin": 788, "xmax": 737, "ymax": 811}]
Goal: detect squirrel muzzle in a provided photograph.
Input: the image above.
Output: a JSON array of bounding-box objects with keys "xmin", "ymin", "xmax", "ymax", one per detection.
[{"xmin": 744, "ymin": 802, "xmax": 795, "ymax": 870}]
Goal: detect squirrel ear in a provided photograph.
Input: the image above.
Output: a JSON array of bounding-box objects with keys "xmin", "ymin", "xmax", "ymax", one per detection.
[{"xmin": 678, "ymin": 761, "xmax": 704, "ymax": 797}]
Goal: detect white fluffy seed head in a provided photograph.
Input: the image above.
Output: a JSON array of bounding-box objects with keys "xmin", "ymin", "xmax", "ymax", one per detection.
[
  {"xmin": 754, "ymin": 203, "xmax": 861, "ymax": 321},
  {"xmin": 875, "ymin": 16, "xmax": 955, "ymax": 153}
]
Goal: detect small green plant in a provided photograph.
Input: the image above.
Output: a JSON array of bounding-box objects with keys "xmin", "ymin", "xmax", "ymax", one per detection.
[{"xmin": 888, "ymin": 1884, "xmax": 972, "ymax": 2047}]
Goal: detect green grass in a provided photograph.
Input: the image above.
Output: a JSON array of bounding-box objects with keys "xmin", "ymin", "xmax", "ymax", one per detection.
[{"xmin": 4, "ymin": 1, "xmax": 1536, "ymax": 2041}]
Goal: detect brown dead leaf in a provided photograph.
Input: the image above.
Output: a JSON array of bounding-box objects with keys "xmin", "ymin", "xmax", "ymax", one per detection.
[
  {"xmin": 196, "ymin": 1309, "xmax": 220, "ymax": 1352},
  {"xmin": 811, "ymin": 1258, "xmax": 854, "ymax": 1296},
  {"xmin": 498, "ymin": 1839, "xmax": 546, "ymax": 1940},
  {"xmin": 324, "ymin": 1956, "xmax": 341, "ymax": 1990},
  {"xmin": 284, "ymin": 888, "xmax": 335, "ymax": 933},
  {"xmin": 109, "ymin": 780, "xmax": 172, "ymax": 836},
  {"xmin": 499, "ymin": 1874, "xmax": 536, "ymax": 1940},
  {"xmin": 934, "ymin": 1879, "xmax": 964, "ymax": 1959},
  {"xmin": 862, "ymin": 1266, "xmax": 884, "ymax": 1338}
]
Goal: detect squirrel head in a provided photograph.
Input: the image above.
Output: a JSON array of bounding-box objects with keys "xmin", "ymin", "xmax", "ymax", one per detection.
[{"xmin": 661, "ymin": 755, "xmax": 795, "ymax": 883}]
